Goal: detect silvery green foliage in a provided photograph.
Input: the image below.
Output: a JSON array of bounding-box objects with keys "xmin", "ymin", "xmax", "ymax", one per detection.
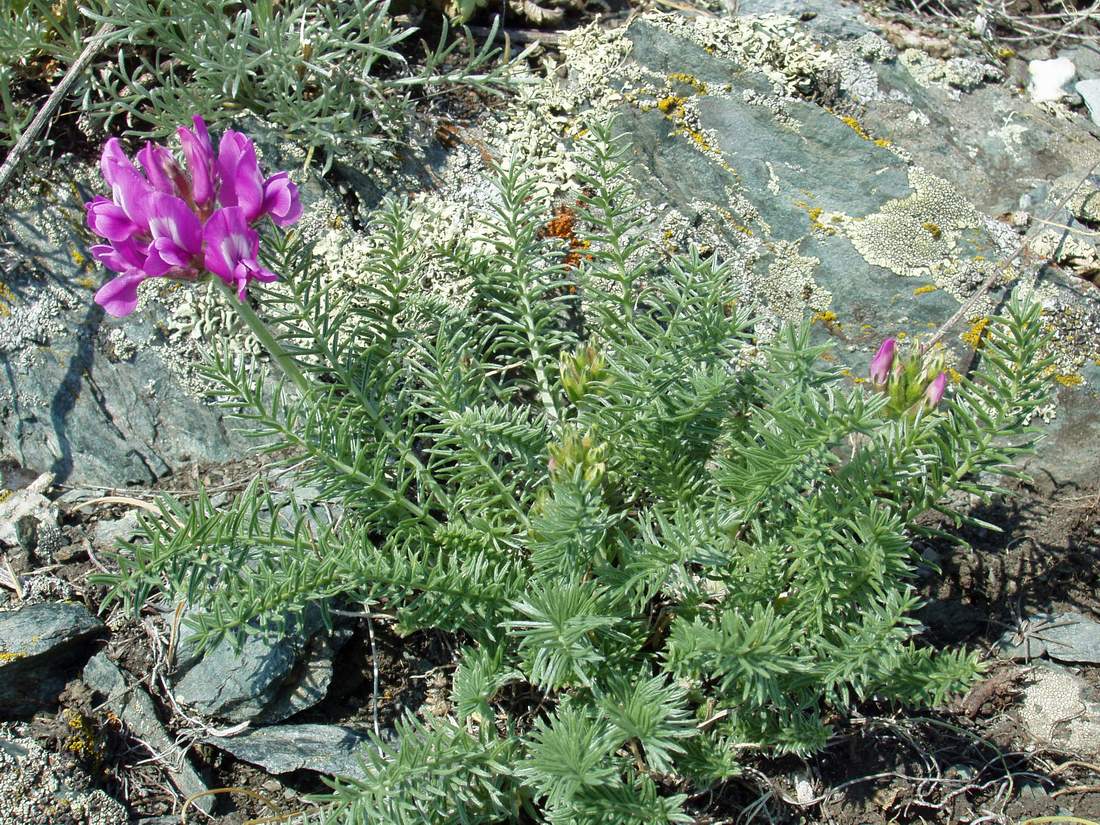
[
  {"xmin": 0, "ymin": 0, "xmax": 84, "ymax": 145},
  {"xmin": 96, "ymin": 123, "xmax": 1050, "ymax": 823},
  {"xmin": 0, "ymin": 0, "xmax": 516, "ymax": 167}
]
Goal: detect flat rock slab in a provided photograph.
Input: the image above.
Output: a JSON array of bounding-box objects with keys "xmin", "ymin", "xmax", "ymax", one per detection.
[
  {"xmin": 207, "ymin": 724, "xmax": 372, "ymax": 779},
  {"xmin": 172, "ymin": 611, "xmax": 352, "ymax": 725},
  {"xmin": 997, "ymin": 612, "xmax": 1100, "ymax": 664},
  {"xmin": 0, "ymin": 601, "xmax": 104, "ymax": 717},
  {"xmin": 83, "ymin": 652, "xmax": 212, "ymax": 814}
]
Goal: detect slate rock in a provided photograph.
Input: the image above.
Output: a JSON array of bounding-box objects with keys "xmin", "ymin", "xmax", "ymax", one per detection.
[
  {"xmin": 207, "ymin": 724, "xmax": 372, "ymax": 779},
  {"xmin": 0, "ymin": 471, "xmax": 62, "ymax": 567},
  {"xmin": 607, "ymin": 18, "xmax": 1100, "ymax": 489},
  {"xmin": 90, "ymin": 509, "xmax": 143, "ymax": 550},
  {"xmin": 0, "ymin": 177, "xmax": 245, "ymax": 486},
  {"xmin": 1078, "ymin": 77, "xmax": 1100, "ymax": 127},
  {"xmin": 83, "ymin": 652, "xmax": 212, "ymax": 813},
  {"xmin": 172, "ymin": 610, "xmax": 352, "ymax": 724},
  {"xmin": 0, "ymin": 601, "xmax": 104, "ymax": 717},
  {"xmin": 998, "ymin": 612, "xmax": 1100, "ymax": 664},
  {"xmin": 732, "ymin": 0, "xmax": 870, "ymax": 40}
]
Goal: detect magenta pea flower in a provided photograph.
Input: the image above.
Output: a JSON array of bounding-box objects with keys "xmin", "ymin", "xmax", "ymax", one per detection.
[
  {"xmin": 261, "ymin": 171, "xmax": 303, "ymax": 227},
  {"xmin": 869, "ymin": 338, "xmax": 896, "ymax": 386},
  {"xmin": 203, "ymin": 206, "xmax": 279, "ymax": 300},
  {"xmin": 86, "ymin": 116, "xmax": 302, "ymax": 317},
  {"xmin": 217, "ymin": 129, "xmax": 302, "ymax": 226},
  {"xmin": 217, "ymin": 130, "xmax": 266, "ymax": 221},
  {"xmin": 138, "ymin": 142, "xmax": 189, "ymax": 199},
  {"xmin": 145, "ymin": 194, "xmax": 204, "ymax": 277},
  {"xmin": 924, "ymin": 371, "xmax": 947, "ymax": 409},
  {"xmin": 177, "ymin": 116, "xmax": 217, "ymax": 211}
]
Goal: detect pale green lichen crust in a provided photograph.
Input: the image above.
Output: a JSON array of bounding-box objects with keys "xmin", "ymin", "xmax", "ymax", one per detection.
[{"xmin": 0, "ymin": 726, "xmax": 128, "ymax": 825}]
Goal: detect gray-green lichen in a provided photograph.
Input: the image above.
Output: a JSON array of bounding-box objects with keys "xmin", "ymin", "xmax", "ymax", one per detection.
[{"xmin": 0, "ymin": 727, "xmax": 128, "ymax": 825}]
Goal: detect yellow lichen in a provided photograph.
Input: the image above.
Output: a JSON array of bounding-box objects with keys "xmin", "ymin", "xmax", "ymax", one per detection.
[
  {"xmin": 76, "ymin": 276, "xmax": 97, "ymax": 290},
  {"xmin": 840, "ymin": 114, "xmax": 871, "ymax": 140},
  {"xmin": 657, "ymin": 95, "xmax": 686, "ymax": 115},
  {"xmin": 1054, "ymin": 373, "xmax": 1084, "ymax": 387},
  {"xmin": 667, "ymin": 72, "xmax": 708, "ymax": 94},
  {"xmin": 0, "ymin": 280, "xmax": 14, "ymax": 318},
  {"xmin": 913, "ymin": 284, "xmax": 938, "ymax": 296},
  {"xmin": 0, "ymin": 651, "xmax": 27, "ymax": 663},
  {"xmin": 794, "ymin": 200, "xmax": 834, "ymax": 234},
  {"xmin": 948, "ymin": 367, "xmax": 963, "ymax": 384},
  {"xmin": 811, "ymin": 310, "xmax": 838, "ymax": 325},
  {"xmin": 675, "ymin": 125, "xmax": 719, "ymax": 154},
  {"xmin": 64, "ymin": 709, "xmax": 101, "ymax": 763},
  {"xmin": 922, "ymin": 222, "xmax": 942, "ymax": 240},
  {"xmin": 838, "ymin": 113, "xmax": 890, "ymax": 146},
  {"xmin": 961, "ymin": 317, "xmax": 989, "ymax": 348},
  {"xmin": 70, "ymin": 247, "xmax": 86, "ymax": 267}
]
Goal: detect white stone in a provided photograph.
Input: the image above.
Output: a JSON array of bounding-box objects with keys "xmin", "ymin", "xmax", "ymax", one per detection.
[
  {"xmin": 1077, "ymin": 77, "xmax": 1100, "ymax": 127},
  {"xmin": 1028, "ymin": 57, "xmax": 1076, "ymax": 103}
]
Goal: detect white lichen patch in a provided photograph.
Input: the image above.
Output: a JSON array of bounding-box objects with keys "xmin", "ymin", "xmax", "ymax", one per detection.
[
  {"xmin": 1014, "ymin": 275, "xmax": 1100, "ymax": 380},
  {"xmin": 898, "ymin": 49, "xmax": 1002, "ymax": 98},
  {"xmin": 0, "ymin": 282, "xmax": 75, "ymax": 355},
  {"xmin": 834, "ymin": 33, "xmax": 896, "ymax": 104},
  {"xmin": 843, "ymin": 167, "xmax": 986, "ymax": 291},
  {"xmin": 648, "ymin": 13, "xmax": 839, "ymax": 98},
  {"xmin": 1019, "ymin": 665, "xmax": 1100, "ymax": 756},
  {"xmin": 0, "ymin": 726, "xmax": 128, "ymax": 825},
  {"xmin": 752, "ymin": 240, "xmax": 832, "ymax": 327}
]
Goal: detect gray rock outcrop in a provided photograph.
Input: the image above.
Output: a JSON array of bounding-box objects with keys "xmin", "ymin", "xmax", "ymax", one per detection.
[
  {"xmin": 207, "ymin": 723, "xmax": 372, "ymax": 779},
  {"xmin": 83, "ymin": 652, "xmax": 212, "ymax": 813},
  {"xmin": 171, "ymin": 610, "xmax": 352, "ymax": 725},
  {"xmin": 0, "ymin": 601, "xmax": 104, "ymax": 717}
]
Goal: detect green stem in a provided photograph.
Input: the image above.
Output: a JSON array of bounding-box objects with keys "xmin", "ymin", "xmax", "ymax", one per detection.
[{"xmin": 214, "ymin": 278, "xmax": 310, "ymax": 397}]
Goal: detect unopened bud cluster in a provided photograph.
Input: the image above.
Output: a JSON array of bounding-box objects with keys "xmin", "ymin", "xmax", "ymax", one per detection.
[
  {"xmin": 869, "ymin": 337, "xmax": 948, "ymax": 418},
  {"xmin": 559, "ymin": 345, "xmax": 608, "ymax": 406}
]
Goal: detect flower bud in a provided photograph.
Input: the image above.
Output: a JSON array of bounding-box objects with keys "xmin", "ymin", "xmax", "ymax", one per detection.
[
  {"xmin": 560, "ymin": 345, "xmax": 607, "ymax": 405},
  {"xmin": 869, "ymin": 338, "xmax": 896, "ymax": 386},
  {"xmin": 924, "ymin": 371, "xmax": 947, "ymax": 409}
]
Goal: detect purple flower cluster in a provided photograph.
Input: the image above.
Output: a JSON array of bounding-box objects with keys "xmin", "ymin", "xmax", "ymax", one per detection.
[
  {"xmin": 869, "ymin": 336, "xmax": 948, "ymax": 412},
  {"xmin": 86, "ymin": 116, "xmax": 302, "ymax": 317}
]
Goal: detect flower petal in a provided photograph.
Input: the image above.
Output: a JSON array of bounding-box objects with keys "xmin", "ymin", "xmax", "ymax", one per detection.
[
  {"xmin": 148, "ymin": 193, "xmax": 203, "ymax": 258},
  {"xmin": 94, "ymin": 272, "xmax": 149, "ymax": 317},
  {"xmin": 90, "ymin": 238, "xmax": 147, "ymax": 273},
  {"xmin": 86, "ymin": 196, "xmax": 138, "ymax": 242},
  {"xmin": 109, "ymin": 163, "xmax": 155, "ymax": 234},
  {"xmin": 869, "ymin": 338, "xmax": 896, "ymax": 386},
  {"xmin": 178, "ymin": 115, "xmax": 217, "ymax": 208},
  {"xmin": 260, "ymin": 171, "xmax": 303, "ymax": 227},
  {"xmin": 217, "ymin": 131, "xmax": 264, "ymax": 222},
  {"xmin": 138, "ymin": 141, "xmax": 187, "ymax": 197},
  {"xmin": 202, "ymin": 206, "xmax": 253, "ymax": 282},
  {"xmin": 100, "ymin": 138, "xmax": 136, "ymax": 189}
]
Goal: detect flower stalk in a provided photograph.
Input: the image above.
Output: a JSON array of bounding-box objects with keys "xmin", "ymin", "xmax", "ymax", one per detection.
[{"xmin": 210, "ymin": 277, "xmax": 310, "ymax": 397}]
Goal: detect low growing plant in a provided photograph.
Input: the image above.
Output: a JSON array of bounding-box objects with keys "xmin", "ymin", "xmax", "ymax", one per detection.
[{"xmin": 93, "ymin": 120, "xmax": 1050, "ymax": 823}]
